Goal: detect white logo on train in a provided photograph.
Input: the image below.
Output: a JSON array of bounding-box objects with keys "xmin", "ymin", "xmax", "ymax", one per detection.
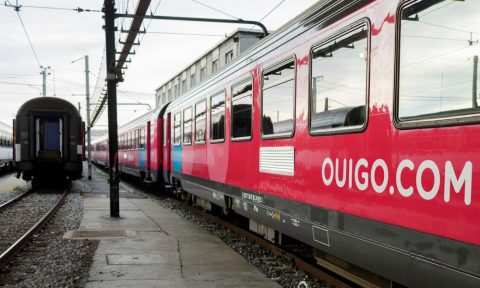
[{"xmin": 321, "ymin": 158, "xmax": 472, "ymax": 205}]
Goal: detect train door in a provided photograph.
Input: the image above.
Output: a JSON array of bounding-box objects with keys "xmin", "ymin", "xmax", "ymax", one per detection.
[
  {"xmin": 36, "ymin": 116, "xmax": 63, "ymax": 161},
  {"xmin": 145, "ymin": 121, "xmax": 151, "ymax": 180},
  {"xmin": 164, "ymin": 113, "xmax": 172, "ymax": 182}
]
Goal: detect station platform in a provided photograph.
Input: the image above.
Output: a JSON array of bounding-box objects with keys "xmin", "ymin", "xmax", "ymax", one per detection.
[{"xmin": 70, "ymin": 165, "xmax": 279, "ymax": 288}]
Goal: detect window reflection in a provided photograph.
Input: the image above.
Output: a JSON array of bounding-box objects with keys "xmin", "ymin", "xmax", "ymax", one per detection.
[
  {"xmin": 310, "ymin": 25, "xmax": 368, "ymax": 132},
  {"xmin": 262, "ymin": 61, "xmax": 295, "ymax": 137},
  {"xmin": 183, "ymin": 107, "xmax": 192, "ymax": 145},
  {"xmin": 210, "ymin": 92, "xmax": 225, "ymax": 141},
  {"xmin": 195, "ymin": 100, "xmax": 207, "ymax": 143},
  {"xmin": 174, "ymin": 112, "xmax": 181, "ymax": 145},
  {"xmin": 232, "ymin": 80, "xmax": 253, "ymax": 139},
  {"xmin": 399, "ymin": 0, "xmax": 480, "ymax": 120}
]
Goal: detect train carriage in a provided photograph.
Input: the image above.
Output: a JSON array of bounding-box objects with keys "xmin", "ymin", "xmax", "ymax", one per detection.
[
  {"xmin": 13, "ymin": 97, "xmax": 84, "ymax": 185},
  {"xmin": 92, "ymin": 0, "xmax": 480, "ymax": 287},
  {"xmin": 92, "ymin": 104, "xmax": 169, "ymax": 183},
  {"xmin": 0, "ymin": 122, "xmax": 13, "ymax": 171},
  {"xmin": 92, "ymin": 135, "xmax": 109, "ymax": 168},
  {"xmin": 161, "ymin": 0, "xmax": 480, "ymax": 287}
]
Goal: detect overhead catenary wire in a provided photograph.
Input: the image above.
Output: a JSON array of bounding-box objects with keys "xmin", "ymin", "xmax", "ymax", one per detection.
[
  {"xmin": 190, "ymin": 0, "xmax": 240, "ymax": 20},
  {"xmin": 257, "ymin": 0, "xmax": 286, "ymax": 23},
  {"xmin": 3, "ymin": 1, "xmax": 101, "ymax": 13},
  {"xmin": 0, "ymin": 80, "xmax": 41, "ymax": 87},
  {"xmin": 14, "ymin": 10, "xmax": 41, "ymax": 67}
]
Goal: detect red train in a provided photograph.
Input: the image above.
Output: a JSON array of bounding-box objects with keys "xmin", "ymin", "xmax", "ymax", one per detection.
[{"xmin": 92, "ymin": 0, "xmax": 480, "ymax": 287}]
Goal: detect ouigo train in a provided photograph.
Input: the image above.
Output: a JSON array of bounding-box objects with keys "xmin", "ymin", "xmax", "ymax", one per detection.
[{"xmin": 92, "ymin": 0, "xmax": 480, "ymax": 287}]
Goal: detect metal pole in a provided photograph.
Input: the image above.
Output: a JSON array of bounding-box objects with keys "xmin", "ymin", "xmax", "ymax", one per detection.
[
  {"xmin": 116, "ymin": 14, "xmax": 269, "ymax": 37},
  {"xmin": 85, "ymin": 55, "xmax": 92, "ymax": 180},
  {"xmin": 473, "ymin": 55, "xmax": 478, "ymax": 108},
  {"xmin": 104, "ymin": 0, "xmax": 120, "ymax": 217}
]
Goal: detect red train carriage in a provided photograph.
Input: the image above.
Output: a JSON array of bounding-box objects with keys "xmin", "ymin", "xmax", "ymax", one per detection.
[
  {"xmin": 91, "ymin": 105, "xmax": 169, "ymax": 183},
  {"xmin": 160, "ymin": 0, "xmax": 480, "ymax": 287},
  {"xmin": 91, "ymin": 135, "xmax": 109, "ymax": 168},
  {"xmin": 93, "ymin": 0, "xmax": 479, "ymax": 287}
]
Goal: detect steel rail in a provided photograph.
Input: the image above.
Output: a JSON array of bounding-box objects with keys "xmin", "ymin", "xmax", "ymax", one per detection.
[
  {"xmin": 171, "ymin": 198, "xmax": 352, "ymax": 288},
  {"xmin": 0, "ymin": 187, "xmax": 69, "ymax": 270},
  {"xmin": 0, "ymin": 189, "xmax": 32, "ymax": 213}
]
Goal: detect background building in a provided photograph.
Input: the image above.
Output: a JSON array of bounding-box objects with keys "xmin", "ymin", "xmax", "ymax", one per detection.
[{"xmin": 155, "ymin": 28, "xmax": 265, "ymax": 107}]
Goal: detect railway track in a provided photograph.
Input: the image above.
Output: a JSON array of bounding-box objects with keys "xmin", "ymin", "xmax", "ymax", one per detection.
[
  {"xmin": 0, "ymin": 189, "xmax": 31, "ymax": 212},
  {"xmin": 0, "ymin": 187, "xmax": 69, "ymax": 270}
]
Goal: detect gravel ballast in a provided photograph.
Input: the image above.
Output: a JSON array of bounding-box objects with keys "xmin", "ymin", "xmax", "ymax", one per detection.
[{"xmin": 0, "ymin": 182, "xmax": 97, "ymax": 288}]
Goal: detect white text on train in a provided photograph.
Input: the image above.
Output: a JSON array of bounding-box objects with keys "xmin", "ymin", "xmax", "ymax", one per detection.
[{"xmin": 321, "ymin": 157, "xmax": 472, "ymax": 205}]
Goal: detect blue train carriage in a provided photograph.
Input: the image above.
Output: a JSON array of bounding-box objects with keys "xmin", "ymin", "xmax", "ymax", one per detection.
[{"xmin": 13, "ymin": 97, "xmax": 84, "ymax": 186}]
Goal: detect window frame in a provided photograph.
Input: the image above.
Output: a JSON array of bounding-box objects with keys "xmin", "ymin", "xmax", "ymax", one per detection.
[
  {"xmin": 173, "ymin": 112, "xmax": 182, "ymax": 146},
  {"xmin": 140, "ymin": 127, "xmax": 145, "ymax": 149},
  {"xmin": 394, "ymin": 0, "xmax": 480, "ymax": 129},
  {"xmin": 308, "ymin": 19, "xmax": 371, "ymax": 136},
  {"xmin": 210, "ymin": 90, "xmax": 226, "ymax": 144},
  {"xmin": 231, "ymin": 77, "xmax": 254, "ymax": 142},
  {"xmin": 183, "ymin": 107, "xmax": 193, "ymax": 145},
  {"xmin": 261, "ymin": 56, "xmax": 297, "ymax": 140},
  {"xmin": 195, "ymin": 99, "xmax": 207, "ymax": 144}
]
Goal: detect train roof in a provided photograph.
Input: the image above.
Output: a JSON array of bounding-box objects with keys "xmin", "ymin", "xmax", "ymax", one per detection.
[
  {"xmin": 165, "ymin": 0, "xmax": 371, "ymax": 112},
  {"xmin": 117, "ymin": 102, "xmax": 170, "ymax": 133},
  {"xmin": 92, "ymin": 102, "xmax": 170, "ymax": 142},
  {"xmin": 16, "ymin": 97, "xmax": 81, "ymax": 118}
]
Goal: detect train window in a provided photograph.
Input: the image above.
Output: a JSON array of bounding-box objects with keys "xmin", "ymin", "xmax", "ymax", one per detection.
[
  {"xmin": 133, "ymin": 131, "xmax": 136, "ymax": 148},
  {"xmin": 140, "ymin": 127, "xmax": 145, "ymax": 149},
  {"xmin": 396, "ymin": 0, "xmax": 480, "ymax": 128},
  {"xmin": 132, "ymin": 131, "xmax": 135, "ymax": 148},
  {"xmin": 133, "ymin": 130, "xmax": 137, "ymax": 149},
  {"xmin": 195, "ymin": 100, "xmax": 207, "ymax": 143},
  {"xmin": 310, "ymin": 24, "xmax": 368, "ymax": 134},
  {"xmin": 210, "ymin": 91, "xmax": 225, "ymax": 142},
  {"xmin": 262, "ymin": 59, "xmax": 296, "ymax": 138},
  {"xmin": 136, "ymin": 129, "xmax": 140, "ymax": 148},
  {"xmin": 231, "ymin": 78, "xmax": 253, "ymax": 140},
  {"xmin": 174, "ymin": 112, "xmax": 181, "ymax": 146},
  {"xmin": 183, "ymin": 107, "xmax": 192, "ymax": 145}
]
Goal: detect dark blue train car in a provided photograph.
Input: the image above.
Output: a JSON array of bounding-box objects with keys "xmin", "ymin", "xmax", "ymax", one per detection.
[{"xmin": 13, "ymin": 97, "xmax": 84, "ymax": 186}]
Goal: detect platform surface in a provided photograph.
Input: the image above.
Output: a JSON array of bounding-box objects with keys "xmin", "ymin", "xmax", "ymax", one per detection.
[{"xmin": 73, "ymin": 165, "xmax": 279, "ymax": 288}]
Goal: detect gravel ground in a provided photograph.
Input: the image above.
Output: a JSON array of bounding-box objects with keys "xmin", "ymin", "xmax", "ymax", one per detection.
[
  {"xmin": 0, "ymin": 181, "xmax": 97, "ymax": 288},
  {"xmin": 147, "ymin": 194, "xmax": 332, "ymax": 288},
  {"xmin": 0, "ymin": 181, "xmax": 29, "ymax": 205}
]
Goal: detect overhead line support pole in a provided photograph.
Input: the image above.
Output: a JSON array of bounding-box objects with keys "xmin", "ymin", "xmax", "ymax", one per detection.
[
  {"xmin": 85, "ymin": 55, "xmax": 92, "ymax": 180},
  {"xmin": 115, "ymin": 14, "xmax": 269, "ymax": 37},
  {"xmin": 473, "ymin": 55, "xmax": 478, "ymax": 108},
  {"xmin": 103, "ymin": 0, "xmax": 120, "ymax": 218}
]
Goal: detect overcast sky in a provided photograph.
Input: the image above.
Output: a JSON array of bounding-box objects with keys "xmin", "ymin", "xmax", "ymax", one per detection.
[{"xmin": 0, "ymin": 0, "xmax": 317, "ymax": 131}]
